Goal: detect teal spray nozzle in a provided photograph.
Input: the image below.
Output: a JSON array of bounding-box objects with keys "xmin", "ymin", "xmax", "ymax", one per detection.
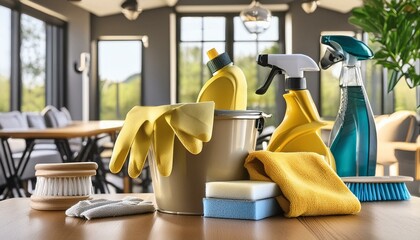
[
  {"xmin": 256, "ymin": 54, "xmax": 319, "ymax": 94},
  {"xmin": 320, "ymin": 35, "xmax": 373, "ymax": 69},
  {"xmin": 320, "ymin": 35, "xmax": 377, "ymax": 177}
]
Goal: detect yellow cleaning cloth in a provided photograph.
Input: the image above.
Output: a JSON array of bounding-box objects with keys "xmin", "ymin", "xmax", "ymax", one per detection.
[
  {"xmin": 109, "ymin": 102, "xmax": 215, "ymax": 178},
  {"xmin": 244, "ymin": 151, "xmax": 361, "ymax": 217}
]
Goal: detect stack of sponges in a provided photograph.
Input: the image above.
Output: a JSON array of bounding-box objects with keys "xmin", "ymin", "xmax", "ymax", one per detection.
[{"xmin": 203, "ymin": 181, "xmax": 282, "ymax": 220}]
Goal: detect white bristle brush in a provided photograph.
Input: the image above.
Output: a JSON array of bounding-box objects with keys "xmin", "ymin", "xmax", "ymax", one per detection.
[{"xmin": 30, "ymin": 162, "xmax": 98, "ymax": 211}]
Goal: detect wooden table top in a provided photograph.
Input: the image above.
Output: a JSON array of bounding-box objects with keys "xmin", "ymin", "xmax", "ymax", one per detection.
[
  {"xmin": 0, "ymin": 120, "xmax": 124, "ymax": 139},
  {"xmin": 1, "ymin": 193, "xmax": 419, "ymax": 240}
]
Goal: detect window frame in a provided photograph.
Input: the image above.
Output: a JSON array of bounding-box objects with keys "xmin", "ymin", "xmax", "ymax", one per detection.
[
  {"xmin": 94, "ymin": 36, "xmax": 145, "ymax": 120},
  {"xmin": 0, "ymin": 0, "xmax": 66, "ymax": 112}
]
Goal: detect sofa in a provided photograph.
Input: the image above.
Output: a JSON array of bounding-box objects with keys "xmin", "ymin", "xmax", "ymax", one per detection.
[
  {"xmin": 375, "ymin": 111, "xmax": 418, "ymax": 176},
  {"xmin": 0, "ymin": 110, "xmax": 63, "ymax": 194}
]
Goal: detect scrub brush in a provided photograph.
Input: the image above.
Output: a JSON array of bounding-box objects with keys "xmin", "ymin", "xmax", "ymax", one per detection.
[
  {"xmin": 30, "ymin": 162, "xmax": 98, "ymax": 210},
  {"xmin": 342, "ymin": 176, "xmax": 413, "ymax": 202}
]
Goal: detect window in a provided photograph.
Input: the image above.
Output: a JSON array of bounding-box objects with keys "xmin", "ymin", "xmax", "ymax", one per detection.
[
  {"xmin": 0, "ymin": 3, "xmax": 65, "ymax": 112},
  {"xmin": 20, "ymin": 14, "xmax": 46, "ymax": 112},
  {"xmin": 98, "ymin": 40, "xmax": 143, "ymax": 120},
  {"xmin": 0, "ymin": 5, "xmax": 11, "ymax": 112},
  {"xmin": 178, "ymin": 13, "xmax": 285, "ymax": 126},
  {"xmin": 393, "ymin": 77, "xmax": 417, "ymax": 111}
]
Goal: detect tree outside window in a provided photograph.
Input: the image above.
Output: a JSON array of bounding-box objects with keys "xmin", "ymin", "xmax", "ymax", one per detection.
[
  {"xmin": 0, "ymin": 6, "xmax": 11, "ymax": 112},
  {"xmin": 20, "ymin": 14, "xmax": 46, "ymax": 112}
]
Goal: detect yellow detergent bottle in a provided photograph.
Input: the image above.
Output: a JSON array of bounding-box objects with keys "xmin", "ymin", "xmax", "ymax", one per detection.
[
  {"xmin": 197, "ymin": 48, "xmax": 247, "ymax": 110},
  {"xmin": 256, "ymin": 54, "xmax": 336, "ymax": 170}
]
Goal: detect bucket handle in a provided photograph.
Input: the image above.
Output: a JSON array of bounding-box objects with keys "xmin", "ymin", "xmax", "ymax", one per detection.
[
  {"xmin": 256, "ymin": 112, "xmax": 271, "ymax": 134},
  {"xmin": 255, "ymin": 117, "xmax": 265, "ymax": 134}
]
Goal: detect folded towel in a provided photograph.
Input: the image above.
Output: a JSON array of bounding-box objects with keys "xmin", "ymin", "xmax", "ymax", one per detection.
[
  {"xmin": 66, "ymin": 197, "xmax": 155, "ymax": 220},
  {"xmin": 244, "ymin": 151, "xmax": 361, "ymax": 217},
  {"xmin": 109, "ymin": 102, "xmax": 215, "ymax": 178}
]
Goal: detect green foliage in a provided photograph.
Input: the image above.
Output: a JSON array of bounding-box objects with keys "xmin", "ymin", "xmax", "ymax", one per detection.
[
  {"xmin": 178, "ymin": 45, "xmax": 204, "ymax": 103},
  {"xmin": 320, "ymin": 69, "xmax": 340, "ymax": 118},
  {"xmin": 1, "ymin": 75, "xmax": 46, "ymax": 112},
  {"xmin": 235, "ymin": 49, "xmax": 278, "ymax": 126},
  {"xmin": 392, "ymin": 72, "xmax": 417, "ymax": 111},
  {"xmin": 21, "ymin": 85, "xmax": 45, "ymax": 112},
  {"xmin": 19, "ymin": 14, "xmax": 46, "ymax": 112},
  {"xmin": 0, "ymin": 76, "xmax": 10, "ymax": 112},
  {"xmin": 349, "ymin": 0, "xmax": 420, "ymax": 91},
  {"xmin": 100, "ymin": 75, "xmax": 141, "ymax": 120}
]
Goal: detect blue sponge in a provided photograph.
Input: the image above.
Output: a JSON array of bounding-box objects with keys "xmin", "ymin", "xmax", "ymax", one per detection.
[{"xmin": 203, "ymin": 197, "xmax": 281, "ymax": 220}]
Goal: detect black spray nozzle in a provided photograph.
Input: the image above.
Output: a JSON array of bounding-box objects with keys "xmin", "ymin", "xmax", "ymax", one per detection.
[
  {"xmin": 255, "ymin": 66, "xmax": 282, "ymax": 95},
  {"xmin": 320, "ymin": 47, "xmax": 345, "ymax": 70},
  {"xmin": 256, "ymin": 54, "xmax": 284, "ymax": 94}
]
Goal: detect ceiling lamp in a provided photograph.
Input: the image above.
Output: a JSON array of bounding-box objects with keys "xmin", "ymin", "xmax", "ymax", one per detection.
[
  {"xmin": 121, "ymin": 0, "xmax": 142, "ymax": 21},
  {"xmin": 301, "ymin": 0, "xmax": 319, "ymax": 14},
  {"xmin": 240, "ymin": 1, "xmax": 272, "ymax": 34}
]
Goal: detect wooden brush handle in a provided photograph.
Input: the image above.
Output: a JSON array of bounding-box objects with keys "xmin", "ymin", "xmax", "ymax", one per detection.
[
  {"xmin": 35, "ymin": 162, "xmax": 98, "ymax": 177},
  {"xmin": 35, "ymin": 162, "xmax": 98, "ymax": 171},
  {"xmin": 35, "ymin": 170, "xmax": 97, "ymax": 177},
  {"xmin": 30, "ymin": 195, "xmax": 91, "ymax": 211}
]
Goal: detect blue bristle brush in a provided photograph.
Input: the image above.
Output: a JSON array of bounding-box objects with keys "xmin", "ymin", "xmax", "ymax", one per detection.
[{"xmin": 341, "ymin": 176, "xmax": 413, "ymax": 202}]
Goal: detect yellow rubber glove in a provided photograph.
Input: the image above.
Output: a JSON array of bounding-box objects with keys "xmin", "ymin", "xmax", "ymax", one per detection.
[{"xmin": 109, "ymin": 102, "xmax": 215, "ymax": 178}]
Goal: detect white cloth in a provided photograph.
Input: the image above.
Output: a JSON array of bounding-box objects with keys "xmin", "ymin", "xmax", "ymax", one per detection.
[{"xmin": 65, "ymin": 197, "xmax": 155, "ymax": 220}]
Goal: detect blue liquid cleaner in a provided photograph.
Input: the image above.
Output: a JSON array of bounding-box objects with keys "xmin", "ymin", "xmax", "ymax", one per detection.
[{"xmin": 330, "ymin": 86, "xmax": 377, "ymax": 176}]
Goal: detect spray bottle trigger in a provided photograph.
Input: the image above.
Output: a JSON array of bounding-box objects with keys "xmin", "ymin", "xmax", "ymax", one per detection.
[
  {"xmin": 256, "ymin": 66, "xmax": 283, "ymax": 95},
  {"xmin": 320, "ymin": 47, "xmax": 345, "ymax": 70}
]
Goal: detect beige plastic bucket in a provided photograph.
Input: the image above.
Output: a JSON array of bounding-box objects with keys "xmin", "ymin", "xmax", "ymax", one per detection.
[{"xmin": 148, "ymin": 110, "xmax": 265, "ymax": 215}]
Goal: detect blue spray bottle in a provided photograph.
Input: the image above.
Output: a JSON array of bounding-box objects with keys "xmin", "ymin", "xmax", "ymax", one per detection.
[{"xmin": 320, "ymin": 35, "xmax": 377, "ymax": 177}]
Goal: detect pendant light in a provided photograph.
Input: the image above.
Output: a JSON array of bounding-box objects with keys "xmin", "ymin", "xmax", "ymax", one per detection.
[
  {"xmin": 240, "ymin": 1, "xmax": 272, "ymax": 34},
  {"xmin": 301, "ymin": 0, "xmax": 319, "ymax": 14},
  {"xmin": 121, "ymin": 0, "xmax": 142, "ymax": 21}
]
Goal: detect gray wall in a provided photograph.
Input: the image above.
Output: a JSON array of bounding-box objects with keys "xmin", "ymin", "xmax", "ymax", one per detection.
[{"xmin": 31, "ymin": 0, "xmax": 357, "ymax": 120}]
